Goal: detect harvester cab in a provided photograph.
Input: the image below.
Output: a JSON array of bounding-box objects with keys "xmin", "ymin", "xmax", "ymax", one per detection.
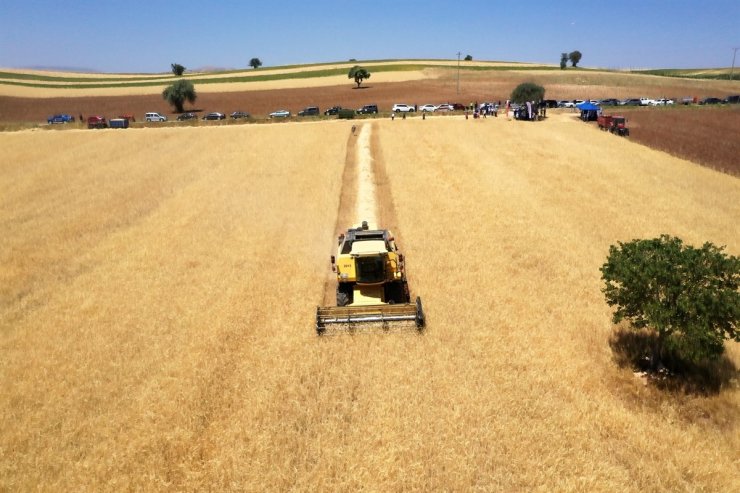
[{"xmin": 316, "ymin": 221, "xmax": 425, "ymax": 334}]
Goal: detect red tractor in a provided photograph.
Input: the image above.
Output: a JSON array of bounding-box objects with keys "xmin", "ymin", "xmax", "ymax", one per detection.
[{"xmin": 597, "ymin": 114, "xmax": 629, "ymax": 136}]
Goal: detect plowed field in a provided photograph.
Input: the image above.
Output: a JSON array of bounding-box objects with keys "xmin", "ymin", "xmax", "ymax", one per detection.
[{"xmin": 1, "ymin": 114, "xmax": 738, "ymax": 491}]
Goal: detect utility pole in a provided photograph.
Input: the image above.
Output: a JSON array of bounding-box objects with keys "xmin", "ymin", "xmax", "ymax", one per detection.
[
  {"xmin": 457, "ymin": 51, "xmax": 461, "ymax": 94},
  {"xmin": 731, "ymin": 47, "xmax": 739, "ymax": 81}
]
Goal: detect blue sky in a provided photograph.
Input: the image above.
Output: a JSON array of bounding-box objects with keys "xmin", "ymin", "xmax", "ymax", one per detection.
[{"xmin": 1, "ymin": 0, "xmax": 738, "ymax": 73}]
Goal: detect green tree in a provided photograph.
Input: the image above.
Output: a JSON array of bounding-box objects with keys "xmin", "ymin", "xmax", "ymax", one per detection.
[
  {"xmin": 510, "ymin": 82, "xmax": 545, "ymax": 104},
  {"xmin": 568, "ymin": 50, "xmax": 582, "ymax": 67},
  {"xmin": 348, "ymin": 65, "xmax": 371, "ymax": 88},
  {"xmin": 249, "ymin": 57, "xmax": 262, "ymax": 69},
  {"xmin": 171, "ymin": 63, "xmax": 185, "ymax": 76},
  {"xmin": 162, "ymin": 79, "xmax": 197, "ymax": 113},
  {"xmin": 464, "ymin": 54, "xmax": 473, "ymax": 61},
  {"xmin": 601, "ymin": 235, "xmax": 739, "ymax": 367},
  {"xmin": 560, "ymin": 52, "xmax": 568, "ymax": 70}
]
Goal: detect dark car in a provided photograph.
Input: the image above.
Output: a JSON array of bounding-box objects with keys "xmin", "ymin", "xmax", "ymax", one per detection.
[
  {"xmin": 621, "ymin": 98, "xmax": 642, "ymax": 106},
  {"xmin": 230, "ymin": 111, "xmax": 250, "ymax": 119},
  {"xmin": 699, "ymin": 97, "xmax": 723, "ymax": 105},
  {"xmin": 542, "ymin": 99, "xmax": 559, "ymax": 108},
  {"xmin": 450, "ymin": 103, "xmax": 466, "ymax": 111},
  {"xmin": 723, "ymin": 95, "xmax": 740, "ymax": 104},
  {"xmin": 324, "ymin": 106, "xmax": 342, "ymax": 115},
  {"xmin": 203, "ymin": 112, "xmax": 226, "ymax": 120},
  {"xmin": 298, "ymin": 106, "xmax": 320, "ymax": 116},
  {"xmin": 177, "ymin": 112, "xmax": 198, "ymax": 121},
  {"xmin": 357, "ymin": 104, "xmax": 378, "ymax": 114},
  {"xmin": 598, "ymin": 98, "xmax": 620, "ymax": 106},
  {"xmin": 47, "ymin": 114, "xmax": 75, "ymax": 124}
]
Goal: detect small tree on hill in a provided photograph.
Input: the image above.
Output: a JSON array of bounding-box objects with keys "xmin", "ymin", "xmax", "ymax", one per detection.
[
  {"xmin": 510, "ymin": 82, "xmax": 545, "ymax": 104},
  {"xmin": 560, "ymin": 53, "xmax": 568, "ymax": 70},
  {"xmin": 171, "ymin": 63, "xmax": 186, "ymax": 76},
  {"xmin": 162, "ymin": 79, "xmax": 197, "ymax": 113},
  {"xmin": 249, "ymin": 57, "xmax": 262, "ymax": 69},
  {"xmin": 568, "ymin": 50, "xmax": 582, "ymax": 67},
  {"xmin": 601, "ymin": 235, "xmax": 739, "ymax": 369},
  {"xmin": 464, "ymin": 54, "xmax": 473, "ymax": 61},
  {"xmin": 348, "ymin": 65, "xmax": 371, "ymax": 88}
]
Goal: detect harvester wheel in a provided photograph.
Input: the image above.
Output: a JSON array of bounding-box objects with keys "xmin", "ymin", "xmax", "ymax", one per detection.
[{"xmin": 337, "ymin": 291, "xmax": 350, "ymax": 306}]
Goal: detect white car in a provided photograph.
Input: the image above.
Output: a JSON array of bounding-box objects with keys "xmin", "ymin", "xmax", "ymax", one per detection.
[
  {"xmin": 419, "ymin": 104, "xmax": 437, "ymax": 112},
  {"xmin": 435, "ymin": 103, "xmax": 453, "ymax": 112},
  {"xmin": 145, "ymin": 112, "xmax": 167, "ymax": 122},
  {"xmin": 639, "ymin": 97, "xmax": 657, "ymax": 106},
  {"xmin": 652, "ymin": 98, "xmax": 675, "ymax": 106},
  {"xmin": 269, "ymin": 109, "xmax": 291, "ymax": 118},
  {"xmin": 392, "ymin": 103, "xmax": 415, "ymax": 112}
]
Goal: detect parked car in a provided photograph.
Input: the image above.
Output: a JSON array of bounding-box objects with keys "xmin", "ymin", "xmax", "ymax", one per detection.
[
  {"xmin": 621, "ymin": 98, "xmax": 642, "ymax": 106},
  {"xmin": 324, "ymin": 106, "xmax": 342, "ymax": 115},
  {"xmin": 357, "ymin": 104, "xmax": 378, "ymax": 114},
  {"xmin": 145, "ymin": 112, "xmax": 167, "ymax": 122},
  {"xmin": 203, "ymin": 112, "xmax": 226, "ymax": 120},
  {"xmin": 269, "ymin": 109, "xmax": 291, "ymax": 118},
  {"xmin": 558, "ymin": 100, "xmax": 576, "ymax": 108},
  {"xmin": 598, "ymin": 98, "xmax": 620, "ymax": 106},
  {"xmin": 652, "ymin": 98, "xmax": 675, "ymax": 106},
  {"xmin": 724, "ymin": 95, "xmax": 740, "ymax": 104},
  {"xmin": 177, "ymin": 112, "xmax": 198, "ymax": 121},
  {"xmin": 47, "ymin": 114, "xmax": 75, "ymax": 124},
  {"xmin": 542, "ymin": 99, "xmax": 559, "ymax": 108},
  {"xmin": 681, "ymin": 97, "xmax": 695, "ymax": 105},
  {"xmin": 392, "ymin": 103, "xmax": 415, "ymax": 112},
  {"xmin": 639, "ymin": 97, "xmax": 656, "ymax": 106},
  {"xmin": 298, "ymin": 106, "xmax": 319, "ymax": 116},
  {"xmin": 450, "ymin": 103, "xmax": 465, "ymax": 111},
  {"xmin": 435, "ymin": 103, "xmax": 454, "ymax": 112},
  {"xmin": 419, "ymin": 104, "xmax": 437, "ymax": 112},
  {"xmin": 230, "ymin": 111, "xmax": 250, "ymax": 119},
  {"xmin": 87, "ymin": 115, "xmax": 107, "ymax": 129},
  {"xmin": 699, "ymin": 97, "xmax": 723, "ymax": 105}
]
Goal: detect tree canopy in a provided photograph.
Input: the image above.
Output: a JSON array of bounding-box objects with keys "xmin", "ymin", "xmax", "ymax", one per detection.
[
  {"xmin": 568, "ymin": 51, "xmax": 582, "ymax": 67},
  {"xmin": 601, "ymin": 235, "xmax": 739, "ymax": 366},
  {"xmin": 464, "ymin": 54, "xmax": 473, "ymax": 61},
  {"xmin": 249, "ymin": 58, "xmax": 262, "ymax": 69},
  {"xmin": 348, "ymin": 65, "xmax": 371, "ymax": 88},
  {"xmin": 162, "ymin": 79, "xmax": 197, "ymax": 113},
  {"xmin": 510, "ymin": 82, "xmax": 545, "ymax": 104},
  {"xmin": 560, "ymin": 53, "xmax": 568, "ymax": 70},
  {"xmin": 171, "ymin": 63, "xmax": 185, "ymax": 76}
]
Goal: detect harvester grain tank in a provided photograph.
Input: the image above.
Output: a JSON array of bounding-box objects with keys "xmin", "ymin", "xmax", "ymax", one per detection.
[{"xmin": 316, "ymin": 221, "xmax": 425, "ymax": 334}]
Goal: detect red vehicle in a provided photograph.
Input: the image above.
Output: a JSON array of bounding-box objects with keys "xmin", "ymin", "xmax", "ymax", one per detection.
[
  {"xmin": 597, "ymin": 114, "xmax": 629, "ymax": 136},
  {"xmin": 87, "ymin": 115, "xmax": 107, "ymax": 129}
]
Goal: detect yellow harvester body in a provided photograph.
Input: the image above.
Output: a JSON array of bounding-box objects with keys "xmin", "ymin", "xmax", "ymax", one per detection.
[{"xmin": 316, "ymin": 221, "xmax": 425, "ymax": 334}]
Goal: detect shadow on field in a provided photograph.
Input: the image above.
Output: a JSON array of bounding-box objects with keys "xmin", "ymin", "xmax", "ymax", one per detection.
[{"xmin": 609, "ymin": 328, "xmax": 739, "ymax": 395}]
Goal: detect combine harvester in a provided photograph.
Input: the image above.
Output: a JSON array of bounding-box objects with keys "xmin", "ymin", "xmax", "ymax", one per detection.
[{"xmin": 316, "ymin": 221, "xmax": 425, "ymax": 334}]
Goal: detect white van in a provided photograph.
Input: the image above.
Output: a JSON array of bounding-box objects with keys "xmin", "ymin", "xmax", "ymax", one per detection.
[{"xmin": 145, "ymin": 112, "xmax": 167, "ymax": 122}]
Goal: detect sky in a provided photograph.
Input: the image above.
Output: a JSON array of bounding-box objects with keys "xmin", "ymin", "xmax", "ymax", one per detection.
[{"xmin": 1, "ymin": 0, "xmax": 738, "ymax": 73}]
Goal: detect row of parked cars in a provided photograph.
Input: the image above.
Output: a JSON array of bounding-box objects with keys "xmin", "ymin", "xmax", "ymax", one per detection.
[
  {"xmin": 48, "ymin": 93, "xmax": 740, "ymax": 127},
  {"xmin": 557, "ymin": 95, "xmax": 739, "ymax": 107}
]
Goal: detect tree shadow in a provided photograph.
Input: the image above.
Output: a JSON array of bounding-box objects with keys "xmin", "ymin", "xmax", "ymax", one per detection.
[
  {"xmin": 609, "ymin": 327, "xmax": 739, "ymax": 395},
  {"xmin": 352, "ymin": 86, "xmax": 371, "ymax": 90}
]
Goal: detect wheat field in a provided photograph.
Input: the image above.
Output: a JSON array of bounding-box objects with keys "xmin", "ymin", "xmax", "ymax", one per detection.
[{"xmin": 1, "ymin": 115, "xmax": 738, "ymax": 491}]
